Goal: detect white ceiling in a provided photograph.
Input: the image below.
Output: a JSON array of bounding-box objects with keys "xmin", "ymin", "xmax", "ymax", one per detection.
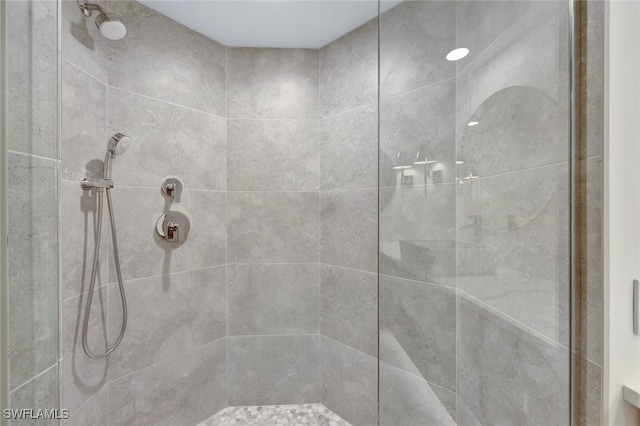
[{"xmin": 138, "ymin": 0, "xmax": 400, "ymax": 49}]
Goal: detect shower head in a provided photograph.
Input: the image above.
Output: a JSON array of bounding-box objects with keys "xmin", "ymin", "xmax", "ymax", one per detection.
[
  {"xmin": 78, "ymin": 1, "xmax": 127, "ymax": 41},
  {"xmin": 107, "ymin": 133, "xmax": 131, "ymax": 156},
  {"xmin": 96, "ymin": 14, "xmax": 127, "ymax": 41}
]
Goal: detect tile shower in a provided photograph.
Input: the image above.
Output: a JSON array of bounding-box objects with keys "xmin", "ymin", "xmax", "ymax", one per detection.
[{"xmin": 3, "ymin": 0, "xmax": 604, "ymax": 425}]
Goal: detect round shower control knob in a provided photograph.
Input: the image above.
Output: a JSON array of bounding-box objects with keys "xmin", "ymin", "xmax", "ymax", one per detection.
[{"xmin": 156, "ymin": 211, "xmax": 190, "ymax": 244}]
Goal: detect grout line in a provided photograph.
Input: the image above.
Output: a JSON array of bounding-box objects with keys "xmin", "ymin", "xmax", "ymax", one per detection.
[
  {"xmin": 378, "ymin": 273, "xmax": 457, "ymax": 291},
  {"xmin": 62, "ymin": 265, "xmax": 227, "ymax": 302},
  {"xmin": 321, "ymin": 263, "xmax": 378, "ymax": 277},
  {"xmin": 379, "ymin": 76, "xmax": 456, "ymax": 103},
  {"xmin": 227, "ymin": 117, "xmax": 318, "ymax": 122},
  {"xmin": 380, "ymin": 359, "xmax": 456, "ymax": 396},
  {"xmin": 227, "ymin": 333, "xmax": 321, "ymax": 339},
  {"xmin": 319, "ymin": 101, "xmax": 378, "ymax": 121},
  {"xmin": 454, "ymin": 1, "xmax": 538, "ymax": 78},
  {"xmin": 62, "ymin": 57, "xmax": 106, "ymax": 86},
  {"xmin": 321, "ymin": 335, "xmax": 377, "ymax": 363},
  {"xmin": 109, "ymin": 337, "xmax": 226, "ymax": 383},
  {"xmin": 106, "ymin": 85, "xmax": 226, "ymax": 120},
  {"xmin": 457, "ymin": 288, "xmax": 569, "ymax": 350},
  {"xmin": 8, "ymin": 363, "xmax": 58, "ymax": 395},
  {"xmin": 6, "ymin": 150, "xmax": 58, "ymax": 162},
  {"xmin": 226, "ymin": 189, "xmax": 321, "ymax": 194}
]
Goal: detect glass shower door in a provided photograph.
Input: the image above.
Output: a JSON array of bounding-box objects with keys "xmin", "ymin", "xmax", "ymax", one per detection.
[
  {"xmin": 378, "ymin": 1, "xmax": 572, "ymax": 424},
  {"xmin": 1, "ymin": 0, "xmax": 60, "ymax": 423}
]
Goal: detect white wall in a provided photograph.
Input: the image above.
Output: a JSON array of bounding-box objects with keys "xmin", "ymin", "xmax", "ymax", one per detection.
[{"xmin": 606, "ymin": 1, "xmax": 640, "ymax": 424}]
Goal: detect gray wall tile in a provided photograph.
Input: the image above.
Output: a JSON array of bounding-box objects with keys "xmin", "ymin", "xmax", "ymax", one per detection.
[
  {"xmin": 108, "ymin": 88, "xmax": 227, "ymax": 191},
  {"xmin": 379, "ymin": 361, "xmax": 456, "ymax": 426},
  {"xmin": 455, "ymin": 2, "xmax": 570, "ymax": 135},
  {"xmin": 60, "ymin": 180, "xmax": 108, "ymax": 301},
  {"xmin": 108, "ymin": 267, "xmax": 226, "ymax": 379},
  {"xmin": 108, "ymin": 188, "xmax": 226, "ymax": 282},
  {"xmin": 8, "ymin": 154, "xmax": 58, "ymax": 390},
  {"xmin": 456, "ymin": 85, "xmax": 568, "ymax": 178},
  {"xmin": 227, "ymin": 119, "xmax": 319, "ymax": 191},
  {"xmin": 380, "ymin": 275, "xmax": 456, "ymax": 392},
  {"xmin": 457, "ymin": 295, "xmax": 569, "ymax": 425},
  {"xmin": 61, "ymin": 0, "xmax": 107, "ymax": 82},
  {"xmin": 320, "ymin": 189, "xmax": 377, "ymax": 272},
  {"xmin": 380, "ymin": 78, "xmax": 455, "ymax": 186},
  {"xmin": 454, "ymin": 0, "xmax": 535, "ymax": 71},
  {"xmin": 106, "ymin": 1, "xmax": 226, "ymax": 116},
  {"xmin": 379, "ymin": 1, "xmax": 455, "ymax": 99},
  {"xmin": 320, "ymin": 337, "xmax": 377, "ymax": 426},
  {"xmin": 227, "ymin": 335, "xmax": 320, "ymax": 406},
  {"xmin": 108, "ymin": 340, "xmax": 226, "ymax": 426},
  {"xmin": 320, "ymin": 265, "xmax": 377, "ymax": 357},
  {"xmin": 379, "ymin": 183, "xmax": 456, "ymax": 285},
  {"xmin": 9, "ymin": 366, "xmax": 59, "ymax": 426},
  {"xmin": 63, "ymin": 385, "xmax": 108, "ymax": 426},
  {"xmin": 61, "ymin": 60, "xmax": 107, "ymax": 182},
  {"xmin": 228, "ymin": 264, "xmax": 319, "ymax": 335},
  {"xmin": 320, "ymin": 104, "xmax": 378, "ymax": 191},
  {"xmin": 228, "ymin": 191, "xmax": 319, "ymax": 263},
  {"xmin": 319, "ymin": 19, "xmax": 377, "ymax": 117},
  {"xmin": 227, "ymin": 48, "xmax": 318, "ymax": 119},
  {"xmin": 456, "ymin": 396, "xmax": 481, "ymax": 426},
  {"xmin": 456, "ymin": 164, "xmax": 569, "ymax": 345},
  {"xmin": 7, "ymin": 0, "xmax": 58, "ymax": 158},
  {"xmin": 61, "ymin": 289, "xmax": 109, "ymax": 415}
]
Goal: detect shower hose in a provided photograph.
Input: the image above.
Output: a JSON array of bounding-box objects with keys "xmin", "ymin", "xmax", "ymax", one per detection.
[{"xmin": 82, "ymin": 186, "xmax": 127, "ymax": 359}]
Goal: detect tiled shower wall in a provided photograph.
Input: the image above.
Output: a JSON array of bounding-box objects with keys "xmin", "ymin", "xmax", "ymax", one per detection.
[
  {"xmin": 58, "ymin": 1, "xmax": 604, "ymax": 426},
  {"xmin": 225, "ymin": 46, "xmax": 322, "ymax": 406},
  {"xmin": 318, "ymin": 18, "xmax": 379, "ymax": 426},
  {"xmin": 6, "ymin": 0, "xmax": 60, "ymax": 420},
  {"xmin": 60, "ymin": 1, "xmax": 227, "ymax": 424}
]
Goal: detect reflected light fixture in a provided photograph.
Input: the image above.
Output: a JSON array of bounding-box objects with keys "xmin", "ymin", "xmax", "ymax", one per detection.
[
  {"xmin": 446, "ymin": 47, "xmax": 469, "ymax": 61},
  {"xmin": 467, "ymin": 121, "xmax": 479, "ymax": 127},
  {"xmin": 415, "ymin": 145, "xmax": 437, "ymax": 198},
  {"xmin": 414, "ymin": 145, "xmax": 437, "ymax": 165},
  {"xmin": 393, "ymin": 151, "xmax": 414, "ymax": 170},
  {"xmin": 455, "ymin": 160, "xmax": 465, "ymax": 165}
]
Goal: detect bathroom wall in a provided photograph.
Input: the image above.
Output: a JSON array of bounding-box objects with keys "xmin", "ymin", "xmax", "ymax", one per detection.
[
  {"xmin": 225, "ymin": 46, "xmax": 322, "ymax": 406},
  {"xmin": 5, "ymin": 0, "xmax": 60, "ymax": 422},
  {"xmin": 60, "ymin": 1, "xmax": 227, "ymax": 424},
  {"xmin": 378, "ymin": 2, "xmax": 458, "ymax": 424},
  {"xmin": 318, "ymin": 17, "xmax": 379, "ymax": 426}
]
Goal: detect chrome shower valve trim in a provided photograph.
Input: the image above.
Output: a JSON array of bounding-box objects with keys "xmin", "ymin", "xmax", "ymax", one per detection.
[{"xmin": 80, "ymin": 178, "xmax": 114, "ymax": 191}]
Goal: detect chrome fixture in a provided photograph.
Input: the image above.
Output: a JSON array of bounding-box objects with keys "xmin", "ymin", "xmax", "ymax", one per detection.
[
  {"xmin": 414, "ymin": 145, "xmax": 437, "ymax": 198},
  {"xmin": 156, "ymin": 211, "xmax": 190, "ymax": 244},
  {"xmin": 161, "ymin": 177, "xmax": 183, "ymax": 203},
  {"xmin": 80, "ymin": 133, "xmax": 130, "ymax": 359},
  {"xmin": 77, "ymin": 0, "xmax": 127, "ymax": 41},
  {"xmin": 393, "ymin": 151, "xmax": 413, "ymax": 197},
  {"xmin": 461, "ymin": 214, "xmax": 483, "ymax": 244}
]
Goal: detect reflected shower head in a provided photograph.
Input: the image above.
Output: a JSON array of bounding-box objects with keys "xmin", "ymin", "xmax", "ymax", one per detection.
[
  {"xmin": 78, "ymin": 1, "xmax": 127, "ymax": 41},
  {"xmin": 107, "ymin": 133, "xmax": 131, "ymax": 156}
]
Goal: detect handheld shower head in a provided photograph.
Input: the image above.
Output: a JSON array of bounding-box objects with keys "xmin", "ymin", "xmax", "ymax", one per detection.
[
  {"xmin": 107, "ymin": 133, "xmax": 132, "ymax": 156},
  {"xmin": 104, "ymin": 133, "xmax": 131, "ymax": 181}
]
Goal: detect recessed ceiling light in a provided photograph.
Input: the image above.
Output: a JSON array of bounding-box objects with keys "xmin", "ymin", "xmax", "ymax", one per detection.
[
  {"xmin": 446, "ymin": 48, "xmax": 469, "ymax": 61},
  {"xmin": 467, "ymin": 121, "xmax": 479, "ymax": 127},
  {"xmin": 455, "ymin": 160, "xmax": 465, "ymax": 165}
]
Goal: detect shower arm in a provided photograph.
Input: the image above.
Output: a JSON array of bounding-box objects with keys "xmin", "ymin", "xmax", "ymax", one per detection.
[{"xmin": 77, "ymin": 1, "xmax": 107, "ymax": 18}]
